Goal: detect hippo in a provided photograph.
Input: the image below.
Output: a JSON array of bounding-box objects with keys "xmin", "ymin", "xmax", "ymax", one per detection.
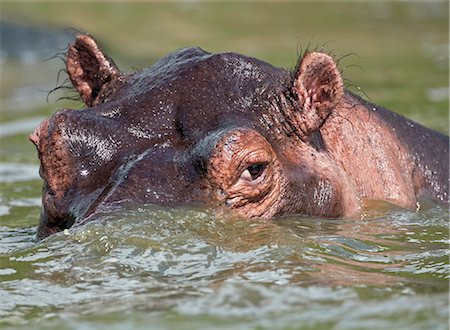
[{"xmin": 30, "ymin": 34, "xmax": 449, "ymax": 240}]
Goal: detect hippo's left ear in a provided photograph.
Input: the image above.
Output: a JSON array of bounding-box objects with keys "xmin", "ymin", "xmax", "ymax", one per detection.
[
  {"xmin": 66, "ymin": 34, "xmax": 122, "ymax": 107},
  {"xmin": 287, "ymin": 52, "xmax": 344, "ymax": 139}
]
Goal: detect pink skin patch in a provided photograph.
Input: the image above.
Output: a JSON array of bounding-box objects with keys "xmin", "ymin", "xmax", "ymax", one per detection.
[{"xmin": 29, "ymin": 118, "xmax": 49, "ymax": 148}]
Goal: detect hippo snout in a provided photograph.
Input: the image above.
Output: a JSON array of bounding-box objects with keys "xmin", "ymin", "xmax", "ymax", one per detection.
[{"xmin": 30, "ymin": 110, "xmax": 76, "ymax": 195}]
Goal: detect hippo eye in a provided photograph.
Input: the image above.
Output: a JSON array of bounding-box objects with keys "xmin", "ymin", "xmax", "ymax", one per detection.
[{"xmin": 240, "ymin": 163, "xmax": 267, "ymax": 182}]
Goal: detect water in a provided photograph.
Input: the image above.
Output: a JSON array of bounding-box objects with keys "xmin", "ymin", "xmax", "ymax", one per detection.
[{"xmin": 0, "ymin": 193, "xmax": 448, "ymax": 329}]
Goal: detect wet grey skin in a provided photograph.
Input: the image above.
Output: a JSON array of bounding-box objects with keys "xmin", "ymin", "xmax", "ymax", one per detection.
[{"xmin": 30, "ymin": 34, "xmax": 449, "ymax": 240}]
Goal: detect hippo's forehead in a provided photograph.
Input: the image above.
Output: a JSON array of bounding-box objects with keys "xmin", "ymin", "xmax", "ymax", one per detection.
[
  {"xmin": 94, "ymin": 48, "xmax": 290, "ymax": 145},
  {"xmin": 125, "ymin": 47, "xmax": 289, "ymax": 99}
]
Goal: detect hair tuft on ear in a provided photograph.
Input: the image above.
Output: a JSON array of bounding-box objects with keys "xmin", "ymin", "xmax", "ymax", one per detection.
[
  {"xmin": 282, "ymin": 52, "xmax": 344, "ymax": 140},
  {"xmin": 66, "ymin": 34, "xmax": 122, "ymax": 106},
  {"xmin": 294, "ymin": 52, "xmax": 344, "ymax": 114}
]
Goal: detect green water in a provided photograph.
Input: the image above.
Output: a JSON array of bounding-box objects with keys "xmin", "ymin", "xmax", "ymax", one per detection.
[
  {"xmin": 0, "ymin": 2, "xmax": 448, "ymax": 329},
  {"xmin": 0, "ymin": 205, "xmax": 449, "ymax": 329}
]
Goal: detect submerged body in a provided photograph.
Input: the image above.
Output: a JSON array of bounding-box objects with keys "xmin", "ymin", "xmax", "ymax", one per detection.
[{"xmin": 30, "ymin": 34, "xmax": 449, "ymax": 240}]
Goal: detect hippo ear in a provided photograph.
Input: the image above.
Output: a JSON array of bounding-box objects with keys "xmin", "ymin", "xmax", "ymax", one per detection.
[
  {"xmin": 288, "ymin": 52, "xmax": 344, "ymax": 139},
  {"xmin": 66, "ymin": 34, "xmax": 121, "ymax": 107}
]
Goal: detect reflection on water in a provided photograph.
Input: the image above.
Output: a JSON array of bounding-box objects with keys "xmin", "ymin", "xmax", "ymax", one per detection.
[
  {"xmin": 0, "ymin": 201, "xmax": 448, "ymax": 329},
  {"xmin": 0, "ymin": 118, "xmax": 46, "ymax": 138},
  {"xmin": 0, "ymin": 163, "xmax": 40, "ymax": 183}
]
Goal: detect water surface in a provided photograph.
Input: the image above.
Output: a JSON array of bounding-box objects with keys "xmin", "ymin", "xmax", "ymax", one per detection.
[{"xmin": 0, "ymin": 193, "xmax": 448, "ymax": 329}]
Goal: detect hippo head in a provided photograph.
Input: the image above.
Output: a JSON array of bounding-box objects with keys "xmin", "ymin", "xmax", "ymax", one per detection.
[{"xmin": 30, "ymin": 34, "xmax": 352, "ymax": 240}]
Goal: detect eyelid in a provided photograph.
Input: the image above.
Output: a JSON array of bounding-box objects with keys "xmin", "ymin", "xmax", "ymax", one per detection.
[
  {"xmin": 237, "ymin": 148, "xmax": 270, "ymax": 174},
  {"xmin": 206, "ymin": 128, "xmax": 275, "ymax": 191}
]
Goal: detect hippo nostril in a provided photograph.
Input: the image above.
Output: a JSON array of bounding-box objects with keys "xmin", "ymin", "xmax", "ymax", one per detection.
[{"xmin": 29, "ymin": 131, "xmax": 39, "ymax": 147}]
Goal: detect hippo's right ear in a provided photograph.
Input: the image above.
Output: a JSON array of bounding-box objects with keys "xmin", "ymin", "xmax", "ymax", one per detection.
[
  {"xmin": 285, "ymin": 52, "xmax": 344, "ymax": 140},
  {"xmin": 66, "ymin": 34, "xmax": 122, "ymax": 107}
]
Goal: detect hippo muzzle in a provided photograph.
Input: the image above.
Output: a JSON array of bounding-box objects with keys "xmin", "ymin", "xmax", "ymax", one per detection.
[{"xmin": 30, "ymin": 106, "xmax": 207, "ymax": 240}]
